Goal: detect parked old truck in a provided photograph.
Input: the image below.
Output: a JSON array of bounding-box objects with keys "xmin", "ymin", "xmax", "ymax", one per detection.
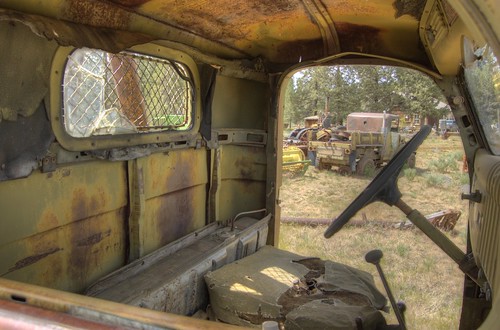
[{"xmin": 309, "ymin": 113, "xmax": 415, "ymax": 175}]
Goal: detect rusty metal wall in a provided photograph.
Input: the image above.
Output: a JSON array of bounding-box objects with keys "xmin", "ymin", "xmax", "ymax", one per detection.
[
  {"xmin": 0, "ymin": 161, "xmax": 129, "ymax": 293},
  {"xmin": 0, "ymin": 148, "xmax": 208, "ymax": 292},
  {"xmin": 217, "ymin": 145, "xmax": 267, "ymax": 221},
  {"xmin": 141, "ymin": 148, "xmax": 208, "ymax": 255},
  {"xmin": 210, "ymin": 75, "xmax": 270, "ymax": 222},
  {"xmin": 211, "ymin": 75, "xmax": 268, "ymax": 130}
]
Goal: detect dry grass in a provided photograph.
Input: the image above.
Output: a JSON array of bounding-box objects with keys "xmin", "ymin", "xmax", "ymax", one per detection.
[{"xmin": 279, "ymin": 134, "xmax": 467, "ymax": 329}]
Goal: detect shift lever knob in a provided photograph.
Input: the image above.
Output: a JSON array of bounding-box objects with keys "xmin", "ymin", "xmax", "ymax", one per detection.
[{"xmin": 365, "ymin": 249, "xmax": 383, "ymax": 264}]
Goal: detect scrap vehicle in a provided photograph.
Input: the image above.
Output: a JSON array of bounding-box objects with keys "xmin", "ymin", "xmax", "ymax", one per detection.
[
  {"xmin": 0, "ymin": 0, "xmax": 499, "ymax": 329},
  {"xmin": 285, "ymin": 115, "xmax": 331, "ymax": 152},
  {"xmin": 309, "ymin": 112, "xmax": 413, "ymax": 175},
  {"xmin": 282, "ymin": 145, "xmax": 310, "ymax": 174}
]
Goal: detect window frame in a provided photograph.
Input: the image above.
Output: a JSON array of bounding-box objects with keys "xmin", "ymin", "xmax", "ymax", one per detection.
[{"xmin": 50, "ymin": 43, "xmax": 201, "ymax": 151}]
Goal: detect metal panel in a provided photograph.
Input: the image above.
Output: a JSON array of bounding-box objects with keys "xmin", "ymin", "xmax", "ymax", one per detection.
[
  {"xmin": 0, "ymin": 161, "xmax": 128, "ymax": 292},
  {"xmin": 141, "ymin": 149, "xmax": 208, "ymax": 255},
  {"xmin": 86, "ymin": 216, "xmax": 270, "ymax": 315},
  {"xmin": 217, "ymin": 145, "xmax": 267, "ymax": 221},
  {"xmin": 470, "ymin": 149, "xmax": 500, "ymax": 293},
  {"xmin": 0, "ymin": 161, "xmax": 128, "ymax": 246},
  {"xmin": 0, "ymin": 278, "xmax": 245, "ymax": 329},
  {"xmin": 1, "ymin": 209, "xmax": 126, "ymax": 293},
  {"xmin": 211, "ymin": 76, "xmax": 268, "ymax": 130}
]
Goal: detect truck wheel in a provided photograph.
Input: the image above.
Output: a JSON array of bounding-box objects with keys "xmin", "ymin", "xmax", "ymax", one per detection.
[
  {"xmin": 316, "ymin": 159, "xmax": 330, "ymax": 171},
  {"xmin": 407, "ymin": 153, "xmax": 416, "ymax": 168},
  {"xmin": 357, "ymin": 158, "xmax": 376, "ymax": 177},
  {"xmin": 338, "ymin": 166, "xmax": 351, "ymax": 176}
]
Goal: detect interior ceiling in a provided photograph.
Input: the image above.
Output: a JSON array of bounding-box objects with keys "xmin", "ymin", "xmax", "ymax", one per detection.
[{"xmin": 2, "ymin": 0, "xmax": 432, "ymax": 67}]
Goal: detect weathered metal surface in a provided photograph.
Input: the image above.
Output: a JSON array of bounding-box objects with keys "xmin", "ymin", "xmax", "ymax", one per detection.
[
  {"xmin": 346, "ymin": 112, "xmax": 400, "ymax": 133},
  {"xmin": 469, "ymin": 149, "xmax": 500, "ymax": 295},
  {"xmin": 0, "ymin": 278, "xmax": 246, "ymax": 329},
  {"xmin": 400, "ymin": 209, "xmax": 461, "ymax": 231},
  {"xmin": 86, "ymin": 216, "xmax": 269, "ymax": 315},
  {"xmin": 0, "ymin": 21, "xmax": 57, "ymax": 121},
  {"xmin": 0, "ymin": 299, "xmax": 118, "ymax": 329},
  {"xmin": 0, "ymin": 103, "xmax": 54, "ymax": 181},
  {"xmin": 141, "ymin": 149, "xmax": 208, "ymax": 255},
  {"xmin": 216, "ymin": 145, "xmax": 267, "ymax": 221},
  {"xmin": 211, "ymin": 76, "xmax": 268, "ymax": 130},
  {"xmin": 1, "ymin": 209, "xmax": 127, "ymax": 293},
  {"xmin": 0, "ymin": 0, "xmax": 433, "ymax": 67},
  {"xmin": 0, "ymin": 161, "xmax": 128, "ymax": 292},
  {"xmin": 0, "ymin": 9, "xmax": 153, "ymax": 54}
]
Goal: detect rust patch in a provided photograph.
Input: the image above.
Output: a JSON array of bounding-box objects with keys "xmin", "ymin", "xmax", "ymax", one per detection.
[
  {"xmin": 334, "ymin": 22, "xmax": 383, "ymax": 54},
  {"xmin": 249, "ymin": 0, "xmax": 298, "ymax": 14},
  {"xmin": 67, "ymin": 210, "xmax": 126, "ymax": 288},
  {"xmin": 234, "ymin": 157, "xmax": 257, "ymax": 180},
  {"xmin": 71, "ymin": 187, "xmax": 108, "ymax": 222},
  {"xmin": 1, "ymin": 9, "xmax": 153, "ymax": 54},
  {"xmin": 71, "ymin": 188, "xmax": 88, "ymax": 221},
  {"xmin": 38, "ymin": 211, "xmax": 59, "ymax": 232},
  {"xmin": 325, "ymin": 0, "xmax": 378, "ymax": 16},
  {"xmin": 9, "ymin": 247, "xmax": 62, "ymax": 272},
  {"xmin": 393, "ymin": 0, "xmax": 426, "ymax": 20},
  {"xmin": 107, "ymin": 0, "xmax": 150, "ymax": 7},
  {"xmin": 175, "ymin": 8, "xmax": 248, "ymax": 41},
  {"xmin": 90, "ymin": 187, "xmax": 107, "ymax": 213},
  {"xmin": 157, "ymin": 189, "xmax": 196, "ymax": 246},
  {"xmin": 63, "ymin": 0, "xmax": 131, "ymax": 30},
  {"xmin": 276, "ymin": 38, "xmax": 324, "ymax": 63},
  {"xmin": 156, "ymin": 0, "xmax": 301, "ymax": 45},
  {"xmin": 76, "ymin": 229, "xmax": 112, "ymax": 247}
]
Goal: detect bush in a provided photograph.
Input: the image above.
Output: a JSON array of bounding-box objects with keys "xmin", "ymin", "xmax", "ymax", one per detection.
[
  {"xmin": 424, "ymin": 173, "xmax": 451, "ymax": 187},
  {"xmin": 429, "ymin": 152, "xmax": 461, "ymax": 173},
  {"xmin": 459, "ymin": 173, "xmax": 470, "ymax": 185},
  {"xmin": 450, "ymin": 151, "xmax": 464, "ymax": 161},
  {"xmin": 403, "ymin": 168, "xmax": 417, "ymax": 181}
]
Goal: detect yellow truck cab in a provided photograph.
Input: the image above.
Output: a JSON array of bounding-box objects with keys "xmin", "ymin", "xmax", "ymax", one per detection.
[{"xmin": 0, "ymin": 0, "xmax": 500, "ymax": 329}]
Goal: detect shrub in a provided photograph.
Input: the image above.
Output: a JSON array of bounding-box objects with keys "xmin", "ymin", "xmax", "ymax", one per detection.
[
  {"xmin": 450, "ymin": 151, "xmax": 464, "ymax": 161},
  {"xmin": 424, "ymin": 173, "xmax": 450, "ymax": 187},
  {"xmin": 429, "ymin": 153, "xmax": 461, "ymax": 173},
  {"xmin": 459, "ymin": 173, "xmax": 470, "ymax": 185},
  {"xmin": 403, "ymin": 168, "xmax": 417, "ymax": 181}
]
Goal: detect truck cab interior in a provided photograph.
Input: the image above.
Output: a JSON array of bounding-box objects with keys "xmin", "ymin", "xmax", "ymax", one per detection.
[{"xmin": 0, "ymin": 0, "xmax": 499, "ymax": 329}]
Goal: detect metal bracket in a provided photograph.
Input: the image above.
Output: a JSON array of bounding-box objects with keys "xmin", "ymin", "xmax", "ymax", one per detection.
[{"xmin": 41, "ymin": 154, "xmax": 57, "ymax": 173}]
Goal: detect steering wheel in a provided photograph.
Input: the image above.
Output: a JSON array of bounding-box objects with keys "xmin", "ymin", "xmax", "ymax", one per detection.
[{"xmin": 324, "ymin": 125, "xmax": 431, "ymax": 238}]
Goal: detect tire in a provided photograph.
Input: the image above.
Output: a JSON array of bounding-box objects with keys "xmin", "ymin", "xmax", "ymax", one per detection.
[
  {"xmin": 316, "ymin": 159, "xmax": 330, "ymax": 171},
  {"xmin": 357, "ymin": 157, "xmax": 376, "ymax": 176},
  {"xmin": 338, "ymin": 166, "xmax": 352, "ymax": 176}
]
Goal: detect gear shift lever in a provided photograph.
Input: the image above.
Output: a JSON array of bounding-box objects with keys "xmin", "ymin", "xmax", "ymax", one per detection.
[{"xmin": 365, "ymin": 249, "xmax": 407, "ymax": 330}]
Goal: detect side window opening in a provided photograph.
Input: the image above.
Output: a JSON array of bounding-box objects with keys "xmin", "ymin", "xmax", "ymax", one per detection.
[
  {"xmin": 63, "ymin": 48, "xmax": 193, "ymax": 138},
  {"xmin": 463, "ymin": 46, "xmax": 500, "ymax": 154}
]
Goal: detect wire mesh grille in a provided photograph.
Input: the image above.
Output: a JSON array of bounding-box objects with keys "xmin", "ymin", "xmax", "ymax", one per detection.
[{"xmin": 63, "ymin": 48, "xmax": 193, "ymax": 137}]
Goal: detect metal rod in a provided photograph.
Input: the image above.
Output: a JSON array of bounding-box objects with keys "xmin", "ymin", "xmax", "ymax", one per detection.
[
  {"xmin": 394, "ymin": 199, "xmax": 484, "ymax": 287},
  {"xmin": 365, "ymin": 250, "xmax": 406, "ymax": 330},
  {"xmin": 394, "ymin": 199, "xmax": 464, "ymax": 264}
]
